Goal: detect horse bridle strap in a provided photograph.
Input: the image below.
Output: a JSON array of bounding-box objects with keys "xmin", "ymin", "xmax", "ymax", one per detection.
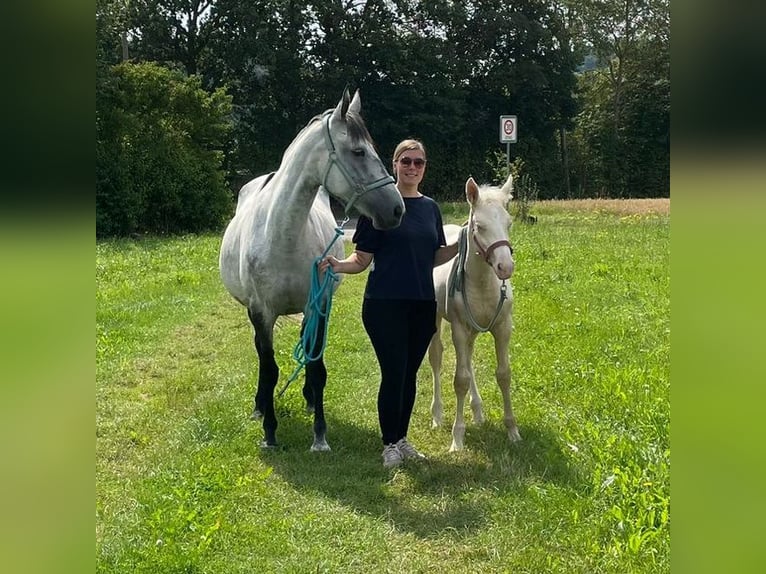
[
  {"xmin": 321, "ymin": 112, "xmax": 395, "ymax": 215},
  {"xmin": 474, "ymin": 237, "xmax": 513, "ymax": 263},
  {"xmin": 447, "ymin": 226, "xmax": 508, "ymax": 333}
]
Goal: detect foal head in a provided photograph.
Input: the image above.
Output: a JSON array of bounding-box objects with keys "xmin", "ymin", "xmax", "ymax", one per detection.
[{"xmin": 466, "ymin": 175, "xmax": 515, "ymax": 280}]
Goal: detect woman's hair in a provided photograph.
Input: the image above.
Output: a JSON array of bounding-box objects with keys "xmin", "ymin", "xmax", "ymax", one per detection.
[{"xmin": 392, "ymin": 139, "xmax": 426, "ymax": 169}]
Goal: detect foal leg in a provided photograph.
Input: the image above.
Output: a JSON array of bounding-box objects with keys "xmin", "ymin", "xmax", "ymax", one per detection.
[
  {"xmin": 450, "ymin": 326, "xmax": 476, "ymax": 451},
  {"xmin": 428, "ymin": 319, "xmax": 444, "ymax": 428},
  {"xmin": 247, "ymin": 308, "xmax": 279, "ymax": 448},
  {"xmin": 468, "ymin": 350, "xmax": 484, "ymax": 425},
  {"xmin": 493, "ymin": 324, "xmax": 521, "ymax": 443}
]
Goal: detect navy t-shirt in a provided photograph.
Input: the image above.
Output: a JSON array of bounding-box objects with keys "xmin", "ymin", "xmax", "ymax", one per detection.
[{"xmin": 353, "ymin": 195, "xmax": 447, "ymax": 301}]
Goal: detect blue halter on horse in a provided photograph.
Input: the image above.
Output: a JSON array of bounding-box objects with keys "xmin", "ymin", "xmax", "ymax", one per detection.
[{"xmin": 319, "ymin": 110, "xmax": 395, "ymax": 217}]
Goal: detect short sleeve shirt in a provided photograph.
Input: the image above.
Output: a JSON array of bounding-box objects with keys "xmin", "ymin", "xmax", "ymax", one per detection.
[{"xmin": 353, "ymin": 195, "xmax": 447, "ymax": 301}]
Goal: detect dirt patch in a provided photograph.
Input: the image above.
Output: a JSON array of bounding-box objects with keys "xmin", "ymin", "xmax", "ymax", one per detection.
[{"xmin": 536, "ymin": 198, "xmax": 669, "ymax": 216}]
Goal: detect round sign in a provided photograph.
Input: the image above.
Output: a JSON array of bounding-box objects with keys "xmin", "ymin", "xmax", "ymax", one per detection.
[{"xmin": 499, "ymin": 115, "xmax": 518, "ymax": 143}]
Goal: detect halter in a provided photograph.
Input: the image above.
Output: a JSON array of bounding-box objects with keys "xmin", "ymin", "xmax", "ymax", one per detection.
[
  {"xmin": 470, "ymin": 216, "xmax": 513, "ymax": 262},
  {"xmin": 321, "ymin": 111, "xmax": 395, "ymax": 216}
]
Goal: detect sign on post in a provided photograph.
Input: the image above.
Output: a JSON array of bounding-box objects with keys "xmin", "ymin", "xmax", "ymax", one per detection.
[{"xmin": 499, "ymin": 115, "xmax": 517, "ymax": 143}]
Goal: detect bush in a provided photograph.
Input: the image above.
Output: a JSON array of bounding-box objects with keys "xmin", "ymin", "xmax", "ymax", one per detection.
[{"xmin": 96, "ymin": 62, "xmax": 234, "ymax": 236}]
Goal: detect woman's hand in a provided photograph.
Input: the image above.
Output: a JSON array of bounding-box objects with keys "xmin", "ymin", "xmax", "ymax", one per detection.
[
  {"xmin": 318, "ymin": 250, "xmax": 372, "ymax": 276},
  {"xmin": 318, "ymin": 256, "xmax": 340, "ymax": 274}
]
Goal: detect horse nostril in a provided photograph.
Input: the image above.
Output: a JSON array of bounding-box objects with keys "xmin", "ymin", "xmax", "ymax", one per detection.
[{"xmin": 394, "ymin": 205, "xmax": 403, "ymax": 218}]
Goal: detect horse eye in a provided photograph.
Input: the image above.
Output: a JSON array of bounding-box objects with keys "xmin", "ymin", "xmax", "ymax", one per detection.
[{"xmin": 352, "ymin": 148, "xmax": 365, "ymax": 157}]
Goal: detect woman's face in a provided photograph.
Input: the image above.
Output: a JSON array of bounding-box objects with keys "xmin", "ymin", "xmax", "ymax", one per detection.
[{"xmin": 394, "ymin": 150, "xmax": 427, "ymax": 188}]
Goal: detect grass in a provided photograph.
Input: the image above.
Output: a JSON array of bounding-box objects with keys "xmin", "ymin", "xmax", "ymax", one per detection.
[{"xmin": 96, "ymin": 201, "xmax": 669, "ymax": 573}]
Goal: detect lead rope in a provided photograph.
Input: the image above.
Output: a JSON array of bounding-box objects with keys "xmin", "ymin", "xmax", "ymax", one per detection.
[{"xmin": 277, "ymin": 216, "xmax": 349, "ymax": 398}]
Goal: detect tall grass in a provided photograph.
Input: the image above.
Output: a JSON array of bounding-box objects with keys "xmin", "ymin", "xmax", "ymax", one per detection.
[{"xmin": 97, "ymin": 203, "xmax": 669, "ymax": 573}]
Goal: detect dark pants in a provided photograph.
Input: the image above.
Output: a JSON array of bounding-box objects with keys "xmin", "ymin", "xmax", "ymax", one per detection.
[{"xmin": 362, "ymin": 298, "xmax": 437, "ymax": 445}]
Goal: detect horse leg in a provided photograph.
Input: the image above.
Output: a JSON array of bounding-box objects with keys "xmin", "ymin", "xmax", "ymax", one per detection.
[
  {"xmin": 450, "ymin": 326, "xmax": 476, "ymax": 451},
  {"xmin": 300, "ymin": 320, "xmax": 316, "ymax": 415},
  {"xmin": 305, "ymin": 358, "xmax": 330, "ymax": 451},
  {"xmin": 428, "ymin": 318, "xmax": 444, "ymax": 428},
  {"xmin": 305, "ymin": 314, "xmax": 330, "ymax": 452},
  {"xmin": 493, "ymin": 325, "xmax": 521, "ymax": 443},
  {"xmin": 247, "ymin": 308, "xmax": 279, "ymax": 448},
  {"xmin": 468, "ymin": 354, "xmax": 484, "ymax": 425}
]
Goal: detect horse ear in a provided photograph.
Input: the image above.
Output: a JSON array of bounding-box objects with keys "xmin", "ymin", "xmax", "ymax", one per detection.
[
  {"xmin": 332, "ymin": 86, "xmax": 352, "ymax": 122},
  {"xmin": 349, "ymin": 90, "xmax": 362, "ymax": 115},
  {"xmin": 501, "ymin": 173, "xmax": 514, "ymax": 203},
  {"xmin": 465, "ymin": 177, "xmax": 479, "ymax": 206}
]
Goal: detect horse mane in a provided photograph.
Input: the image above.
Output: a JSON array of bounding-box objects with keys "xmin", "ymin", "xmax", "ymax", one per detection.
[
  {"xmin": 301, "ymin": 109, "xmax": 374, "ymax": 146},
  {"xmin": 478, "ymin": 184, "xmax": 511, "ymax": 205}
]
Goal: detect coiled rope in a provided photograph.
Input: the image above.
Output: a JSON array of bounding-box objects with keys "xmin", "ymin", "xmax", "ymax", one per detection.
[{"xmin": 277, "ymin": 218, "xmax": 348, "ymax": 398}]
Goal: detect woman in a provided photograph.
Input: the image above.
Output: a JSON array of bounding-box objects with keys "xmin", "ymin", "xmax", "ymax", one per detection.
[{"xmin": 320, "ymin": 139, "xmax": 458, "ymax": 468}]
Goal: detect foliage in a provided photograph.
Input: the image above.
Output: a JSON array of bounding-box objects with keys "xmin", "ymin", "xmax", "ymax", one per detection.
[
  {"xmin": 97, "ymin": 203, "xmax": 669, "ymax": 572},
  {"xmin": 566, "ymin": 0, "xmax": 670, "ymax": 197},
  {"xmin": 489, "ymin": 154, "xmax": 540, "ymax": 222},
  {"xmin": 95, "ymin": 0, "xmax": 670, "ymax": 234},
  {"xmin": 96, "ymin": 62, "xmax": 234, "ymax": 236}
]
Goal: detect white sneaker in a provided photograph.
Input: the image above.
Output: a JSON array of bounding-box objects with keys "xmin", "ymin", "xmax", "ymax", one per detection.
[
  {"xmin": 396, "ymin": 438, "xmax": 427, "ymax": 461},
  {"xmin": 382, "ymin": 443, "xmax": 403, "ymax": 468}
]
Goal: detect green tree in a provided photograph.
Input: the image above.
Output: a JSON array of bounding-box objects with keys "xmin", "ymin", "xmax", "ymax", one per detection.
[
  {"xmin": 572, "ymin": 0, "xmax": 669, "ymax": 196},
  {"xmin": 96, "ymin": 62, "xmax": 234, "ymax": 236}
]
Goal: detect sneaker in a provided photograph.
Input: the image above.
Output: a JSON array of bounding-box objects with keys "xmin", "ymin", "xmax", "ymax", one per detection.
[
  {"xmin": 396, "ymin": 437, "xmax": 427, "ymax": 461},
  {"xmin": 382, "ymin": 443, "xmax": 403, "ymax": 469}
]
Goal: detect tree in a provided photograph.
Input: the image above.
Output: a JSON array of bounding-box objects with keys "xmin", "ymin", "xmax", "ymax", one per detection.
[
  {"xmin": 96, "ymin": 62, "xmax": 234, "ymax": 236},
  {"xmin": 127, "ymin": 0, "xmax": 222, "ymax": 75},
  {"xmin": 573, "ymin": 0, "xmax": 669, "ymax": 196}
]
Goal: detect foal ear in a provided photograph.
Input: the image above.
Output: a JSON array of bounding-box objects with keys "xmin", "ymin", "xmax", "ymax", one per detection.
[
  {"xmin": 501, "ymin": 173, "xmax": 514, "ymax": 203},
  {"xmin": 332, "ymin": 86, "xmax": 352, "ymax": 122},
  {"xmin": 349, "ymin": 90, "xmax": 362, "ymax": 115},
  {"xmin": 465, "ymin": 177, "xmax": 479, "ymax": 206}
]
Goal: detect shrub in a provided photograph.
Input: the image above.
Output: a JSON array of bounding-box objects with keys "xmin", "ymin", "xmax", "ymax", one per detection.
[{"xmin": 96, "ymin": 62, "xmax": 234, "ymax": 236}]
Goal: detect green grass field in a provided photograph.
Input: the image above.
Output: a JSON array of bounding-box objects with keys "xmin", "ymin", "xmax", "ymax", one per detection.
[{"xmin": 96, "ymin": 200, "xmax": 669, "ymax": 573}]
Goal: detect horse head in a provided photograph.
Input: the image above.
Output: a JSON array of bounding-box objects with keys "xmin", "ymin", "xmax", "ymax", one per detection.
[
  {"xmin": 466, "ymin": 175, "xmax": 515, "ymax": 280},
  {"xmin": 322, "ymin": 88, "xmax": 404, "ymax": 230}
]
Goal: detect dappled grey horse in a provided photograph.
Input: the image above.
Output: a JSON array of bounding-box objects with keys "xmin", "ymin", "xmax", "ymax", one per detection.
[{"xmin": 220, "ymin": 89, "xmax": 404, "ymax": 450}]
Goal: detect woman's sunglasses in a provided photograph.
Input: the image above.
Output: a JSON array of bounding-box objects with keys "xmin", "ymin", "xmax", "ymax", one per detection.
[{"xmin": 398, "ymin": 157, "xmax": 426, "ymax": 168}]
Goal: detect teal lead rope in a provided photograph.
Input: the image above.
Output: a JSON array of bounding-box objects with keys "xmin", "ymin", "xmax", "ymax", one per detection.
[{"xmin": 277, "ymin": 218, "xmax": 348, "ymax": 398}]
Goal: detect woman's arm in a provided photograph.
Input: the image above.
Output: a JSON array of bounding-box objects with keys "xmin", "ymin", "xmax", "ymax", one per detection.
[
  {"xmin": 320, "ymin": 250, "xmax": 373, "ymax": 275},
  {"xmin": 434, "ymin": 242, "xmax": 459, "ymax": 267}
]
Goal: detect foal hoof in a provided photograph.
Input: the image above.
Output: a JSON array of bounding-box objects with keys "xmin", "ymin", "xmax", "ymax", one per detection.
[{"xmin": 508, "ymin": 428, "xmax": 522, "ymax": 442}]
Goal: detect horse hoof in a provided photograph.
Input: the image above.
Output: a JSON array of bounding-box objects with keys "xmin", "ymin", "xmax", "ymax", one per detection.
[
  {"xmin": 260, "ymin": 439, "xmax": 278, "ymax": 449},
  {"xmin": 310, "ymin": 441, "xmax": 331, "ymax": 452},
  {"xmin": 250, "ymin": 410, "xmax": 263, "ymax": 421},
  {"xmin": 449, "ymin": 442, "xmax": 464, "ymax": 452},
  {"xmin": 508, "ymin": 429, "xmax": 522, "ymax": 442}
]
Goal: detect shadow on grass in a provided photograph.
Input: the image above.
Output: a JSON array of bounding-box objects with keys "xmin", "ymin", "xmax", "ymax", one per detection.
[{"xmin": 257, "ymin": 405, "xmax": 583, "ymax": 540}]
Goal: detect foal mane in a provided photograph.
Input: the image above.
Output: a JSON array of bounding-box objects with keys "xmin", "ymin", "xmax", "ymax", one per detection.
[{"xmin": 476, "ymin": 184, "xmax": 511, "ymax": 207}]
